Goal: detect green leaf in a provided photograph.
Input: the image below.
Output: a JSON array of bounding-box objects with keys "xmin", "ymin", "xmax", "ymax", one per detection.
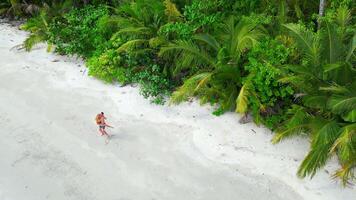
[
  {"xmin": 170, "ymin": 72, "xmax": 213, "ymax": 104},
  {"xmin": 319, "ymin": 85, "xmax": 350, "ymax": 94},
  {"xmin": 328, "ymin": 95, "xmax": 356, "ymax": 115},
  {"xmin": 322, "ymin": 22, "xmax": 342, "ymax": 64},
  {"xmin": 298, "ymin": 121, "xmax": 341, "ymax": 178},
  {"xmin": 283, "ymin": 24, "xmax": 320, "ymax": 66},
  {"xmin": 193, "ymin": 34, "xmax": 220, "ymax": 51},
  {"xmin": 272, "ymin": 105, "xmax": 309, "ymax": 144},
  {"xmin": 235, "ymin": 81, "xmax": 251, "ymax": 113},
  {"xmin": 342, "ymin": 110, "xmax": 356, "ymax": 122},
  {"xmin": 117, "ymin": 39, "xmax": 147, "ymax": 52},
  {"xmin": 346, "ymin": 34, "xmax": 356, "ymax": 62},
  {"xmin": 330, "ymin": 123, "xmax": 356, "ymax": 160},
  {"xmin": 303, "ymin": 95, "xmax": 328, "ymax": 109},
  {"xmin": 323, "ymin": 63, "xmax": 342, "ymax": 73}
]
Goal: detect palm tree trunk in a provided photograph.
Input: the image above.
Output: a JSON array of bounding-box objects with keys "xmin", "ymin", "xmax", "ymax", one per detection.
[{"xmin": 318, "ymin": 0, "xmax": 326, "ymax": 29}]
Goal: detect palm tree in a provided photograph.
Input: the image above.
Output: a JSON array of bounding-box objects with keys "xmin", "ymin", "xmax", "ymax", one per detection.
[
  {"xmin": 159, "ymin": 17, "xmax": 264, "ymax": 113},
  {"xmin": 318, "ymin": 0, "xmax": 326, "ymax": 29},
  {"xmin": 272, "ymin": 7, "xmax": 355, "ymax": 185}
]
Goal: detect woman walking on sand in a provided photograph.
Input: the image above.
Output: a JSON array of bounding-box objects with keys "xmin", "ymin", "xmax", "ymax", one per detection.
[{"xmin": 95, "ymin": 112, "xmax": 113, "ymax": 139}]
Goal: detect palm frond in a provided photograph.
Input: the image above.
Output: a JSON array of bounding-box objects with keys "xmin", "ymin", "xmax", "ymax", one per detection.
[
  {"xmin": 193, "ymin": 34, "xmax": 221, "ymax": 51},
  {"xmin": 160, "ymin": 40, "xmax": 214, "ymax": 65},
  {"xmin": 323, "ymin": 63, "xmax": 344, "ymax": 73},
  {"xmin": 342, "ymin": 110, "xmax": 356, "ymax": 122},
  {"xmin": 332, "ymin": 163, "xmax": 356, "ymax": 186},
  {"xmin": 331, "ymin": 123, "xmax": 356, "ymax": 163},
  {"xmin": 232, "ymin": 19, "xmax": 265, "ymax": 59},
  {"xmin": 319, "ymin": 85, "xmax": 350, "ymax": 94},
  {"xmin": 220, "ymin": 85, "xmax": 239, "ymax": 112},
  {"xmin": 328, "ymin": 95, "xmax": 356, "ymax": 115},
  {"xmin": 346, "ymin": 34, "xmax": 356, "ymax": 62},
  {"xmin": 272, "ymin": 105, "xmax": 310, "ymax": 144},
  {"xmin": 335, "ymin": 6, "xmax": 351, "ymax": 29},
  {"xmin": 170, "ymin": 72, "xmax": 212, "ymax": 104},
  {"xmin": 149, "ymin": 36, "xmax": 167, "ymax": 48},
  {"xmin": 23, "ymin": 33, "xmax": 45, "ymax": 51},
  {"xmin": 331, "ymin": 122, "xmax": 356, "ymax": 186},
  {"xmin": 117, "ymin": 27, "xmax": 152, "ymax": 36},
  {"xmin": 283, "ymin": 23, "xmax": 320, "ymax": 67},
  {"xmin": 298, "ymin": 121, "xmax": 341, "ymax": 178},
  {"xmin": 117, "ymin": 39, "xmax": 148, "ymax": 53},
  {"xmin": 235, "ymin": 80, "xmax": 252, "ymax": 113},
  {"xmin": 219, "ymin": 17, "xmax": 264, "ymax": 61},
  {"xmin": 277, "ymin": 0, "xmax": 288, "ymax": 24},
  {"xmin": 321, "ymin": 21, "xmax": 343, "ymax": 63},
  {"xmin": 284, "ymin": 64, "xmax": 316, "ymax": 78},
  {"xmin": 277, "ymin": 75, "xmax": 305, "ymax": 85},
  {"xmin": 159, "ymin": 40, "xmax": 215, "ymax": 74},
  {"xmin": 303, "ymin": 95, "xmax": 328, "ymax": 110}
]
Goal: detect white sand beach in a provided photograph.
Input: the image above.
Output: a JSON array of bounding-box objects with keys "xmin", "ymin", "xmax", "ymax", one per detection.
[{"xmin": 0, "ymin": 22, "xmax": 355, "ymax": 200}]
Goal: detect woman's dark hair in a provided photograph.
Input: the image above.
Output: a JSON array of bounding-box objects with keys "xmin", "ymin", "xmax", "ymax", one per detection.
[{"xmin": 101, "ymin": 112, "xmax": 104, "ymax": 115}]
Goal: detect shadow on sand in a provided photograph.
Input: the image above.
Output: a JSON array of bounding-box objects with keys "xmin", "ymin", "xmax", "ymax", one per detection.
[{"xmin": 109, "ymin": 132, "xmax": 135, "ymax": 141}]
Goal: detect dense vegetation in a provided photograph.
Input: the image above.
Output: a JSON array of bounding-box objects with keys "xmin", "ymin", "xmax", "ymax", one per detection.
[{"xmin": 1, "ymin": 0, "xmax": 355, "ymax": 185}]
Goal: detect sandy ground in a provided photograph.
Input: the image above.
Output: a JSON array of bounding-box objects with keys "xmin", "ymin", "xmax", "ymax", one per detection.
[{"xmin": 0, "ymin": 22, "xmax": 355, "ymax": 200}]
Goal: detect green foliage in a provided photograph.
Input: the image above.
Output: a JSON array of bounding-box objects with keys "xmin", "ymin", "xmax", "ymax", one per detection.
[
  {"xmin": 241, "ymin": 38, "xmax": 294, "ymax": 128},
  {"xmin": 165, "ymin": 18, "xmax": 265, "ymax": 114},
  {"xmin": 163, "ymin": 0, "xmax": 182, "ymax": 22},
  {"xmin": 19, "ymin": 0, "xmax": 76, "ymax": 51},
  {"xmin": 159, "ymin": 22, "xmax": 195, "ymax": 40},
  {"xmin": 20, "ymin": 13, "xmax": 49, "ymax": 51},
  {"xmin": 273, "ymin": 15, "xmax": 356, "ymax": 185},
  {"xmin": 87, "ymin": 31, "xmax": 172, "ymax": 104},
  {"xmin": 48, "ymin": 5, "xmax": 111, "ymax": 58},
  {"xmin": 183, "ymin": 0, "xmax": 221, "ymax": 30},
  {"xmin": 131, "ymin": 64, "xmax": 172, "ymax": 104},
  {"xmin": 159, "ymin": 0, "xmax": 236, "ymax": 41},
  {"xmin": 87, "ymin": 49, "xmax": 125, "ymax": 83}
]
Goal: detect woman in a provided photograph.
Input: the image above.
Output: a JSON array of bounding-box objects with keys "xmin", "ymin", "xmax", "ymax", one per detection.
[{"xmin": 95, "ymin": 112, "xmax": 113, "ymax": 138}]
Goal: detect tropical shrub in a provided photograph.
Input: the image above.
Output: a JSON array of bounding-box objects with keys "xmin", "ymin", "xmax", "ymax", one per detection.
[
  {"xmin": 272, "ymin": 14, "xmax": 356, "ymax": 185},
  {"xmin": 161, "ymin": 17, "xmax": 265, "ymax": 113},
  {"xmin": 238, "ymin": 38, "xmax": 294, "ymax": 128},
  {"xmin": 87, "ymin": 49, "xmax": 125, "ymax": 83},
  {"xmin": 48, "ymin": 5, "xmax": 112, "ymax": 58},
  {"xmin": 131, "ymin": 64, "xmax": 173, "ymax": 104},
  {"xmin": 159, "ymin": 0, "xmax": 229, "ymax": 40},
  {"xmin": 19, "ymin": 1, "xmax": 76, "ymax": 51},
  {"xmin": 87, "ymin": 32, "xmax": 127, "ymax": 83},
  {"xmin": 20, "ymin": 10, "xmax": 51, "ymax": 51}
]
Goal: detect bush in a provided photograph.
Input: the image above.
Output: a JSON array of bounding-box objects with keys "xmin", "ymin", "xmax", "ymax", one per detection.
[
  {"xmin": 86, "ymin": 31, "xmax": 172, "ymax": 104},
  {"xmin": 131, "ymin": 64, "xmax": 173, "ymax": 104},
  {"xmin": 87, "ymin": 49, "xmax": 125, "ymax": 83},
  {"xmin": 244, "ymin": 38, "xmax": 294, "ymax": 128},
  {"xmin": 48, "ymin": 5, "xmax": 112, "ymax": 58}
]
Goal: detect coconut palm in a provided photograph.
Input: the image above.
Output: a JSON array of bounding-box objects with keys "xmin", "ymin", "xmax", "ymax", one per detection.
[
  {"xmin": 159, "ymin": 17, "xmax": 265, "ymax": 113},
  {"xmin": 272, "ymin": 7, "xmax": 355, "ymax": 185}
]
